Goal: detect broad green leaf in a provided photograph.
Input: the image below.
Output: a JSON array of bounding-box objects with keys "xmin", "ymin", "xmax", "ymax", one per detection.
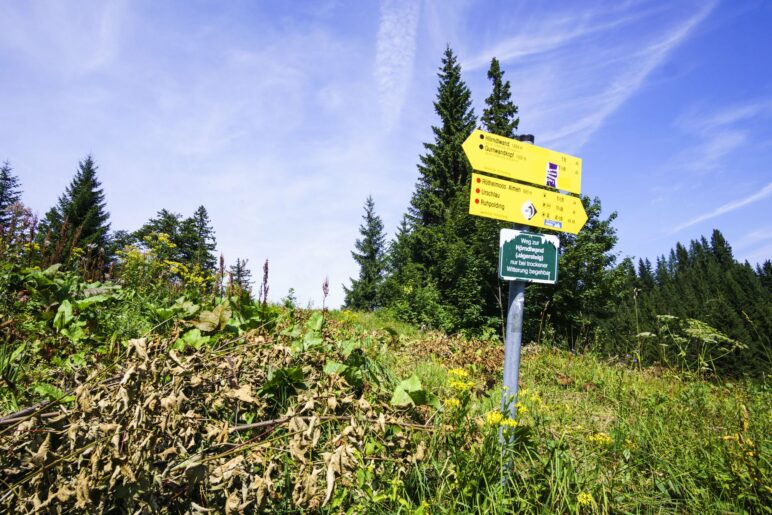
[
  {"xmin": 74, "ymin": 294, "xmax": 110, "ymax": 311},
  {"xmin": 175, "ymin": 328, "xmax": 210, "ymax": 350},
  {"xmin": 32, "ymin": 382, "xmax": 74, "ymax": 404},
  {"xmin": 61, "ymin": 324, "xmax": 87, "ymax": 343},
  {"xmin": 323, "ymin": 361, "xmax": 349, "ymax": 376},
  {"xmin": 53, "ymin": 300, "xmax": 74, "ymax": 330},
  {"xmin": 306, "ymin": 312, "xmax": 324, "ymax": 332},
  {"xmin": 390, "ymin": 374, "xmax": 440, "ymax": 409},
  {"xmin": 191, "ymin": 310, "xmax": 218, "ymax": 332}
]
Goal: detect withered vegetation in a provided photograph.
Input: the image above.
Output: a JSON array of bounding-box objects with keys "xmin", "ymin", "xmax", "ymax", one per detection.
[{"xmin": 0, "ymin": 317, "xmax": 434, "ymax": 513}]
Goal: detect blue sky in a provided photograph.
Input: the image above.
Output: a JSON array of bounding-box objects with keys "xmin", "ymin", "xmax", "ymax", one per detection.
[{"xmin": 1, "ymin": 0, "xmax": 771, "ymax": 307}]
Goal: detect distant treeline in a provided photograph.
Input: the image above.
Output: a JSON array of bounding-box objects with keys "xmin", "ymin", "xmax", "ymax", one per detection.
[{"xmin": 0, "ymin": 157, "xmax": 253, "ymax": 297}]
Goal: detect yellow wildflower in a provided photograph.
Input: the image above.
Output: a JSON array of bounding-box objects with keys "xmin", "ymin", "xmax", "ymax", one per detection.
[
  {"xmin": 516, "ymin": 402, "xmax": 528, "ymax": 415},
  {"xmin": 500, "ymin": 418, "xmax": 518, "ymax": 429},
  {"xmin": 449, "ymin": 380, "xmax": 474, "ymax": 392},
  {"xmin": 588, "ymin": 432, "xmax": 613, "ymax": 446},
  {"xmin": 448, "ymin": 368, "xmax": 469, "ymax": 380},
  {"xmin": 485, "ymin": 411, "xmax": 503, "ymax": 426},
  {"xmin": 444, "ymin": 398, "xmax": 461, "ymax": 409},
  {"xmin": 577, "ymin": 491, "xmax": 593, "ymax": 506}
]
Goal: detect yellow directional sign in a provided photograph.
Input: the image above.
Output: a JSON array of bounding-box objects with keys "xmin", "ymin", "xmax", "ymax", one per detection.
[
  {"xmin": 462, "ymin": 130, "xmax": 582, "ymax": 194},
  {"xmin": 469, "ymin": 173, "xmax": 587, "ymax": 234}
]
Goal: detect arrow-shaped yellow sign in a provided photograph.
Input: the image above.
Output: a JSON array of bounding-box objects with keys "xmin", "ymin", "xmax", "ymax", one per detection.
[
  {"xmin": 469, "ymin": 173, "xmax": 587, "ymax": 234},
  {"xmin": 462, "ymin": 130, "xmax": 582, "ymax": 194}
]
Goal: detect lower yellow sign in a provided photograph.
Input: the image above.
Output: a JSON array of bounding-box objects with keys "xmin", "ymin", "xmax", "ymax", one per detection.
[{"xmin": 469, "ymin": 173, "xmax": 587, "ymax": 234}]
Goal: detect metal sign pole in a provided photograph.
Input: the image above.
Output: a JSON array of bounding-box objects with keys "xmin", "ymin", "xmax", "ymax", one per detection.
[{"xmin": 501, "ymin": 134, "xmax": 534, "ymax": 444}]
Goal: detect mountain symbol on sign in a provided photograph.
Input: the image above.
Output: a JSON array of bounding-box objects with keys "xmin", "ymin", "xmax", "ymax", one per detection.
[{"xmin": 521, "ymin": 200, "xmax": 537, "ymax": 220}]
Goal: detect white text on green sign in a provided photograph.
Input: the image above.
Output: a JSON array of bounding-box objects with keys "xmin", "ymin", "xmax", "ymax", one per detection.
[
  {"xmin": 499, "ymin": 229, "xmax": 559, "ymax": 284},
  {"xmin": 462, "ymin": 129, "xmax": 582, "ymax": 194}
]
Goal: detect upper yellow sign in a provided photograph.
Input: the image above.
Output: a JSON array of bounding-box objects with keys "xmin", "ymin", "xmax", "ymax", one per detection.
[
  {"xmin": 462, "ymin": 130, "xmax": 582, "ymax": 194},
  {"xmin": 469, "ymin": 173, "xmax": 587, "ymax": 234}
]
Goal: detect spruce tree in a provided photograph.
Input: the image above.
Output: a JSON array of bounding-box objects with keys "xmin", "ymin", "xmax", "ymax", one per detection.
[
  {"xmin": 179, "ymin": 206, "xmax": 217, "ymax": 271},
  {"xmin": 228, "ymin": 258, "xmax": 253, "ymax": 292},
  {"xmin": 475, "ymin": 57, "xmax": 521, "ymax": 331},
  {"xmin": 344, "ymin": 196, "xmax": 386, "ymax": 311},
  {"xmin": 38, "ymin": 156, "xmax": 110, "ymax": 264},
  {"xmin": 387, "ymin": 46, "xmax": 480, "ymax": 331},
  {"xmin": 481, "ymin": 58, "xmax": 519, "ymax": 138},
  {"xmin": 0, "ymin": 161, "xmax": 22, "ymax": 232},
  {"xmin": 407, "ymin": 46, "xmax": 477, "ymax": 226},
  {"xmin": 132, "ymin": 209, "xmax": 184, "ymax": 262},
  {"xmin": 525, "ymin": 197, "xmax": 620, "ymax": 348}
]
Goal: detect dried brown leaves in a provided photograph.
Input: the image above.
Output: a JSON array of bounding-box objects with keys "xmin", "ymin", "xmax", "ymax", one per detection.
[{"xmin": 0, "ymin": 331, "xmax": 429, "ymax": 513}]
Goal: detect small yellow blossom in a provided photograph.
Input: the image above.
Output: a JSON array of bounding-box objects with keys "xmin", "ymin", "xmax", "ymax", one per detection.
[
  {"xmin": 444, "ymin": 398, "xmax": 461, "ymax": 409},
  {"xmin": 500, "ymin": 418, "xmax": 518, "ymax": 429},
  {"xmin": 448, "ymin": 368, "xmax": 469, "ymax": 379},
  {"xmin": 516, "ymin": 402, "xmax": 528, "ymax": 415},
  {"xmin": 588, "ymin": 432, "xmax": 613, "ymax": 446},
  {"xmin": 623, "ymin": 438, "xmax": 637, "ymax": 451},
  {"xmin": 449, "ymin": 380, "xmax": 475, "ymax": 392},
  {"xmin": 485, "ymin": 411, "xmax": 503, "ymax": 426},
  {"xmin": 577, "ymin": 491, "xmax": 593, "ymax": 506}
]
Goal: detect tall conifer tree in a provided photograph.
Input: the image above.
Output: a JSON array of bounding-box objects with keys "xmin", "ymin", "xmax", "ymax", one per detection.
[
  {"xmin": 344, "ymin": 196, "xmax": 386, "ymax": 310},
  {"xmin": 180, "ymin": 206, "xmax": 217, "ymax": 271},
  {"xmin": 481, "ymin": 58, "xmax": 519, "ymax": 138},
  {"xmin": 0, "ymin": 161, "xmax": 22, "ymax": 232},
  {"xmin": 386, "ymin": 46, "xmax": 481, "ymax": 331},
  {"xmin": 39, "ymin": 156, "xmax": 110, "ymax": 264},
  {"xmin": 407, "ymin": 46, "xmax": 476, "ymax": 226},
  {"xmin": 228, "ymin": 258, "xmax": 253, "ymax": 292},
  {"xmin": 475, "ymin": 57, "xmax": 521, "ymax": 331}
]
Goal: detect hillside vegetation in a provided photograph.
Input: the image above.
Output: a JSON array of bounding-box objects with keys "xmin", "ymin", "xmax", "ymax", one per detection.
[{"xmin": 0, "ymin": 265, "xmax": 768, "ymax": 513}]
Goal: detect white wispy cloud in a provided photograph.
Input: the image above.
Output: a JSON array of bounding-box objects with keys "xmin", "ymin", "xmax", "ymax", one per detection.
[
  {"xmin": 374, "ymin": 0, "xmax": 421, "ymax": 131},
  {"xmin": 665, "ymin": 96, "xmax": 772, "ymax": 177},
  {"xmin": 0, "ymin": 0, "xmax": 126, "ymax": 75},
  {"xmin": 463, "ymin": 3, "xmax": 660, "ymax": 71},
  {"xmin": 668, "ymin": 182, "xmax": 772, "ymax": 234},
  {"xmin": 460, "ymin": 1, "xmax": 717, "ymax": 152}
]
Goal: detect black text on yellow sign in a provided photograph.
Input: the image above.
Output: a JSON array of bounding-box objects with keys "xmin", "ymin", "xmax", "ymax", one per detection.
[
  {"xmin": 462, "ymin": 129, "xmax": 582, "ymax": 194},
  {"xmin": 469, "ymin": 173, "xmax": 588, "ymax": 234}
]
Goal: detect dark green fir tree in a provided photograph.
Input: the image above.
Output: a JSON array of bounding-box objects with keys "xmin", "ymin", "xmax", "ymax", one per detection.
[
  {"xmin": 474, "ymin": 57, "xmax": 521, "ymax": 331},
  {"xmin": 481, "ymin": 57, "xmax": 519, "ymax": 138},
  {"xmin": 0, "ymin": 161, "xmax": 23, "ymax": 232},
  {"xmin": 385, "ymin": 46, "xmax": 480, "ymax": 331},
  {"xmin": 179, "ymin": 206, "xmax": 217, "ymax": 271},
  {"xmin": 228, "ymin": 258, "xmax": 253, "ymax": 293},
  {"xmin": 344, "ymin": 196, "xmax": 386, "ymax": 311},
  {"xmin": 38, "ymin": 155, "xmax": 111, "ymax": 264},
  {"xmin": 407, "ymin": 46, "xmax": 477, "ymax": 226}
]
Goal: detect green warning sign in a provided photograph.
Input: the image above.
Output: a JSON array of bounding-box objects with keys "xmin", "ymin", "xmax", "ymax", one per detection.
[{"xmin": 499, "ymin": 229, "xmax": 559, "ymax": 284}]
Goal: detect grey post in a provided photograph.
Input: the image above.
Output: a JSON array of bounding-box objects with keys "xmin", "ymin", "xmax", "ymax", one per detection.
[{"xmin": 501, "ymin": 134, "xmax": 535, "ymax": 439}]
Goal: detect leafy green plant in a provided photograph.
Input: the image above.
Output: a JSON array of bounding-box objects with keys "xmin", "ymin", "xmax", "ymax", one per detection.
[
  {"xmin": 259, "ymin": 366, "xmax": 305, "ymax": 405},
  {"xmin": 390, "ymin": 374, "xmax": 439, "ymax": 408}
]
